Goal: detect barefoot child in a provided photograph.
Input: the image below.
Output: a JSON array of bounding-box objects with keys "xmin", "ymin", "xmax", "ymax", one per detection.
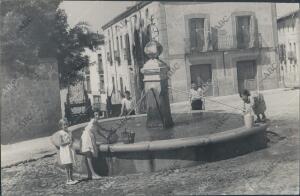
[
  {"xmin": 58, "ymin": 118, "xmax": 78, "ymax": 185},
  {"xmin": 80, "ymin": 112, "xmax": 102, "ymax": 180},
  {"xmin": 252, "ymin": 92, "xmax": 267, "ymax": 122},
  {"xmin": 240, "ymin": 89, "xmax": 267, "ymax": 123},
  {"xmin": 189, "ymin": 82, "xmax": 204, "ymax": 110}
]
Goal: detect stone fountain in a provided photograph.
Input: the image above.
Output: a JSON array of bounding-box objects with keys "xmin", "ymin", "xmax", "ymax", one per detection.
[
  {"xmin": 65, "ymin": 40, "xmax": 268, "ymax": 176},
  {"xmin": 141, "ymin": 40, "xmax": 173, "ymax": 129}
]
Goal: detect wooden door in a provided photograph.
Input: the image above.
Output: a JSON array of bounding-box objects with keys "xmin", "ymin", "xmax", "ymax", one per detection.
[
  {"xmin": 236, "ymin": 60, "xmax": 257, "ymax": 93},
  {"xmin": 190, "ymin": 64, "xmax": 213, "ymax": 96}
]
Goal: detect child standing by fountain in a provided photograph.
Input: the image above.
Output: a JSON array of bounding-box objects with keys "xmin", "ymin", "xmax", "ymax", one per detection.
[
  {"xmin": 81, "ymin": 112, "xmax": 102, "ymax": 180},
  {"xmin": 240, "ymin": 89, "xmax": 267, "ymax": 123},
  {"xmin": 57, "ymin": 118, "xmax": 78, "ymax": 185},
  {"xmin": 189, "ymin": 82, "xmax": 204, "ymax": 110},
  {"xmin": 120, "ymin": 91, "xmax": 135, "ymax": 116},
  {"xmin": 252, "ymin": 91, "xmax": 267, "ymax": 122}
]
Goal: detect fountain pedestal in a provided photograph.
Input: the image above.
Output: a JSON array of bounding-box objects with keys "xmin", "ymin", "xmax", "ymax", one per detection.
[{"xmin": 141, "ymin": 41, "xmax": 173, "ymax": 128}]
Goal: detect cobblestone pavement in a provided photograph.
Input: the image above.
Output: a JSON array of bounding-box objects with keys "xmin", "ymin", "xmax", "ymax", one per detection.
[{"xmin": 1, "ymin": 89, "xmax": 299, "ymax": 195}]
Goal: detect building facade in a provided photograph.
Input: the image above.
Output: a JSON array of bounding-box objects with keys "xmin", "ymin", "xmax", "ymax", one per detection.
[
  {"xmin": 83, "ymin": 47, "xmax": 108, "ymax": 111},
  {"xmin": 277, "ymin": 9, "xmax": 300, "ymax": 88},
  {"xmin": 101, "ymin": 2, "xmax": 280, "ymax": 103}
]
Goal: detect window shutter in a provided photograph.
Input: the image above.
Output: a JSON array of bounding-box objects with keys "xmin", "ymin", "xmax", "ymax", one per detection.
[
  {"xmin": 196, "ymin": 20, "xmax": 203, "ymax": 52},
  {"xmin": 249, "ymin": 15, "xmax": 255, "ymax": 48},
  {"xmin": 189, "ymin": 19, "xmax": 197, "ymax": 51},
  {"xmin": 136, "ymin": 14, "xmax": 140, "ymax": 30},
  {"xmin": 211, "ymin": 27, "xmax": 218, "ymax": 50},
  {"xmin": 204, "ymin": 18, "xmax": 209, "ymax": 51}
]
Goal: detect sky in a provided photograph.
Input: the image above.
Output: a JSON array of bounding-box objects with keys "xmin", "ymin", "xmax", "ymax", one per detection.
[
  {"xmin": 59, "ymin": 1, "xmax": 136, "ymax": 33},
  {"xmin": 59, "ymin": 1, "xmax": 300, "ymax": 33}
]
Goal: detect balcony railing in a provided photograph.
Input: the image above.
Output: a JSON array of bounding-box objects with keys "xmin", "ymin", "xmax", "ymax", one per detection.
[
  {"xmin": 184, "ymin": 34, "xmax": 261, "ymax": 54},
  {"xmin": 114, "ymin": 50, "xmax": 120, "ymax": 63},
  {"xmin": 107, "ymin": 52, "xmax": 112, "ymax": 64},
  {"xmin": 123, "ymin": 48, "xmax": 128, "ymax": 60},
  {"xmin": 288, "ymin": 51, "xmax": 297, "ymax": 64},
  {"xmin": 288, "ymin": 51, "xmax": 296, "ymax": 60}
]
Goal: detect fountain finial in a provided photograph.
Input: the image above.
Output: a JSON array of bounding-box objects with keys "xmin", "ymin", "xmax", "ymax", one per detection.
[{"xmin": 144, "ymin": 40, "xmax": 163, "ymax": 59}]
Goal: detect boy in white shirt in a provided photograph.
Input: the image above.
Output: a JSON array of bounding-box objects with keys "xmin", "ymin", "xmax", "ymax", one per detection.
[
  {"xmin": 120, "ymin": 91, "xmax": 135, "ymax": 116},
  {"xmin": 189, "ymin": 82, "xmax": 204, "ymax": 110}
]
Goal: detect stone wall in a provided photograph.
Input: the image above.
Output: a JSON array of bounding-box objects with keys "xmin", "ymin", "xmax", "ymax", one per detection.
[{"xmin": 1, "ymin": 58, "xmax": 61, "ymax": 144}]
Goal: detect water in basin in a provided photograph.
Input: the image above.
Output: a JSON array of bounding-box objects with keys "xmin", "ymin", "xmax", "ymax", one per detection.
[{"xmin": 73, "ymin": 111, "xmax": 243, "ymax": 143}]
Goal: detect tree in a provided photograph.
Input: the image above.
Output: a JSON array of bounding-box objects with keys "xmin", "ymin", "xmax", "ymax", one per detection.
[
  {"xmin": 52, "ymin": 10, "xmax": 104, "ymax": 88},
  {"xmin": 0, "ymin": 0, "xmax": 104, "ymax": 88},
  {"xmin": 0, "ymin": 0, "xmax": 61, "ymax": 76}
]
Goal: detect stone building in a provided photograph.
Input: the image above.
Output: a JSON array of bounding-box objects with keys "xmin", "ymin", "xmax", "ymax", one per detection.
[
  {"xmin": 83, "ymin": 47, "xmax": 108, "ymax": 111},
  {"xmin": 101, "ymin": 2, "xmax": 280, "ymax": 103},
  {"xmin": 277, "ymin": 9, "xmax": 300, "ymax": 88}
]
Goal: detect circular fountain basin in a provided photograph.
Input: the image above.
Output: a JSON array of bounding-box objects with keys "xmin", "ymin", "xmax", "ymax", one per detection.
[{"xmin": 68, "ymin": 111, "xmax": 268, "ymax": 176}]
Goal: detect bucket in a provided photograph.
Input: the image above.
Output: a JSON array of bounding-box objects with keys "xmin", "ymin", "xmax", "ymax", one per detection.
[
  {"xmin": 128, "ymin": 132, "xmax": 135, "ymax": 144},
  {"xmin": 121, "ymin": 131, "xmax": 135, "ymax": 144},
  {"xmin": 244, "ymin": 113, "xmax": 254, "ymax": 128}
]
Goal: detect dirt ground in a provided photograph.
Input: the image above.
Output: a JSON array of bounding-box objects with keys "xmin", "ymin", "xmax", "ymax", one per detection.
[{"xmin": 1, "ymin": 88, "xmax": 299, "ymax": 195}]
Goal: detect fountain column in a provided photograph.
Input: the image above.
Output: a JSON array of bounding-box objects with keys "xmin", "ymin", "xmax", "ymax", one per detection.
[{"xmin": 141, "ymin": 41, "xmax": 174, "ymax": 128}]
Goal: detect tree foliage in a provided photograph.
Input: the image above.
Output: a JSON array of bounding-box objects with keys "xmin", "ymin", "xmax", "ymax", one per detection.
[
  {"xmin": 0, "ymin": 0, "xmax": 104, "ymax": 88},
  {"xmin": 52, "ymin": 10, "xmax": 104, "ymax": 88},
  {"xmin": 0, "ymin": 0, "xmax": 60, "ymax": 74}
]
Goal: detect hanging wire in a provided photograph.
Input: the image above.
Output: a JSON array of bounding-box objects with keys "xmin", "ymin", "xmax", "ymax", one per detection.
[
  {"xmin": 168, "ymin": 87, "xmax": 244, "ymax": 112},
  {"xmin": 97, "ymin": 89, "xmax": 147, "ymax": 139}
]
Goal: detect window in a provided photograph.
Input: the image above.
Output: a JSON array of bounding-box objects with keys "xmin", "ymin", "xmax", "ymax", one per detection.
[
  {"xmin": 116, "ymin": 36, "xmax": 120, "ymax": 65},
  {"xmin": 189, "ymin": 18, "xmax": 205, "ymax": 52},
  {"xmin": 93, "ymin": 95, "xmax": 101, "ymax": 111},
  {"xmin": 98, "ymin": 54, "xmax": 103, "ymax": 74},
  {"xmin": 120, "ymin": 36, "xmax": 123, "ymax": 50},
  {"xmin": 93, "ymin": 95, "xmax": 100, "ymax": 103},
  {"xmin": 289, "ymin": 42, "xmax": 293, "ymax": 64},
  {"xmin": 120, "ymin": 77, "xmax": 124, "ymax": 94},
  {"xmin": 145, "ymin": 8, "xmax": 149, "ymax": 20},
  {"xmin": 99, "ymin": 75, "xmax": 105, "ymax": 91},
  {"xmin": 236, "ymin": 16, "xmax": 251, "ymax": 49},
  {"xmin": 125, "ymin": 33, "xmax": 132, "ymax": 65},
  {"xmin": 294, "ymin": 43, "xmax": 297, "ymax": 63},
  {"xmin": 283, "ymin": 44, "xmax": 287, "ymax": 64},
  {"xmin": 108, "ymin": 40, "xmax": 112, "ymax": 65},
  {"xmin": 86, "ymin": 75, "xmax": 91, "ymax": 93},
  {"xmin": 112, "ymin": 77, "xmax": 116, "ymax": 93},
  {"xmin": 279, "ymin": 44, "xmax": 287, "ymax": 64}
]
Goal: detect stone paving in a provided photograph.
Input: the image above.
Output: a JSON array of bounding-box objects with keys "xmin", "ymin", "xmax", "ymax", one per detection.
[
  {"xmin": 1, "ymin": 137, "xmax": 56, "ymax": 168},
  {"xmin": 1, "ymin": 88, "xmax": 299, "ymax": 195}
]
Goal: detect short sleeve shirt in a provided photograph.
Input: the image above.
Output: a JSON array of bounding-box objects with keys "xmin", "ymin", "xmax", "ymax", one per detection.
[
  {"xmin": 121, "ymin": 98, "xmax": 133, "ymax": 111},
  {"xmin": 190, "ymin": 88, "xmax": 203, "ymax": 101}
]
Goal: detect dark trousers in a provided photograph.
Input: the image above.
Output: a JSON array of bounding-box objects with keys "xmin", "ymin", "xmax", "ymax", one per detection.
[
  {"xmin": 124, "ymin": 110, "xmax": 135, "ymax": 116},
  {"xmin": 191, "ymin": 99, "xmax": 203, "ymax": 110}
]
